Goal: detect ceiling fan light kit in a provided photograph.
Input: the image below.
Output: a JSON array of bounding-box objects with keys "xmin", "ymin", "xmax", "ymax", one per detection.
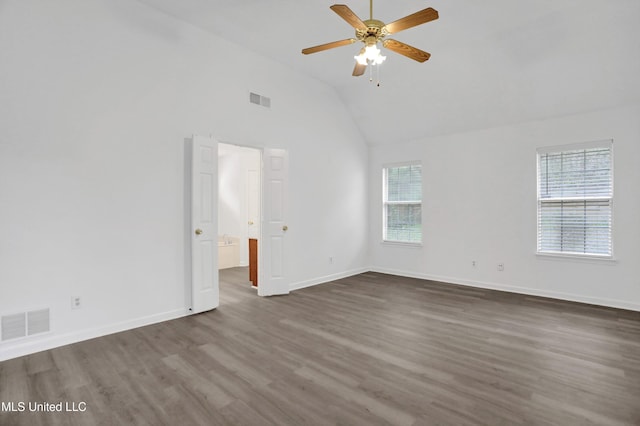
[
  {"xmin": 301, "ymin": 1, "xmax": 439, "ymax": 83},
  {"xmin": 354, "ymin": 45, "xmax": 385, "ymax": 66}
]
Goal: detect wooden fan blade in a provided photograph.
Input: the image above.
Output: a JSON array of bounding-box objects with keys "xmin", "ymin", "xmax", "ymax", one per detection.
[
  {"xmin": 302, "ymin": 39, "xmax": 356, "ymax": 55},
  {"xmin": 330, "ymin": 4, "xmax": 368, "ymax": 31},
  {"xmin": 352, "ymin": 62, "xmax": 366, "ymax": 77},
  {"xmin": 384, "ymin": 7, "xmax": 439, "ymax": 34},
  {"xmin": 383, "ymin": 39, "xmax": 431, "ymax": 62}
]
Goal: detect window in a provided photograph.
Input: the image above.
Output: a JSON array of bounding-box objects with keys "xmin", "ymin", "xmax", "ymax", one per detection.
[
  {"xmin": 383, "ymin": 163, "xmax": 422, "ymax": 244},
  {"xmin": 537, "ymin": 141, "xmax": 613, "ymax": 257}
]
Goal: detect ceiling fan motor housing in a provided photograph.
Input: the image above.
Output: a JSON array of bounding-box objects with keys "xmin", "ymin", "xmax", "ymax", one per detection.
[{"xmin": 356, "ymin": 19, "xmax": 388, "ymax": 46}]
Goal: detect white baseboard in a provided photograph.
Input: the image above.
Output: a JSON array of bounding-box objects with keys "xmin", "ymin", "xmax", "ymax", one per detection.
[
  {"xmin": 289, "ymin": 267, "xmax": 370, "ymax": 292},
  {"xmin": 369, "ymin": 266, "xmax": 640, "ymax": 312},
  {"xmin": 0, "ymin": 308, "xmax": 189, "ymax": 362}
]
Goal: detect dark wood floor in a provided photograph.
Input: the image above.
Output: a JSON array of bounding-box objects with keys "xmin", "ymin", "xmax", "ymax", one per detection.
[{"xmin": 2, "ymin": 269, "xmax": 640, "ymax": 425}]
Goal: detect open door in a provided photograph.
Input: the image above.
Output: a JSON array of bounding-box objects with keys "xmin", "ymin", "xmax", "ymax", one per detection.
[
  {"xmin": 258, "ymin": 148, "xmax": 290, "ymax": 296},
  {"xmin": 187, "ymin": 135, "xmax": 219, "ymax": 313}
]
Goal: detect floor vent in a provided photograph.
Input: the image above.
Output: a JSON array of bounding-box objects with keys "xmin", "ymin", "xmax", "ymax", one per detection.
[
  {"xmin": 1, "ymin": 309, "xmax": 50, "ymax": 341},
  {"xmin": 249, "ymin": 92, "xmax": 271, "ymax": 108}
]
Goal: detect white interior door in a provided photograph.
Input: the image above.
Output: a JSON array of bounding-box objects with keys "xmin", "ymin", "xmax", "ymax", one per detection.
[
  {"xmin": 188, "ymin": 135, "xmax": 219, "ymax": 313},
  {"xmin": 259, "ymin": 148, "xmax": 290, "ymax": 296}
]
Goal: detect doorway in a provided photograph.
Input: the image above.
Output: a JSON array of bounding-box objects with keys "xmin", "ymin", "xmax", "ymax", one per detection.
[
  {"xmin": 187, "ymin": 136, "xmax": 290, "ymax": 312},
  {"xmin": 217, "ymin": 143, "xmax": 261, "ymax": 295}
]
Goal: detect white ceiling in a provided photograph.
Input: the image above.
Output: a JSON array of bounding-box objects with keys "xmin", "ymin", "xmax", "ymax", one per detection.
[{"xmin": 138, "ymin": 0, "xmax": 640, "ymax": 145}]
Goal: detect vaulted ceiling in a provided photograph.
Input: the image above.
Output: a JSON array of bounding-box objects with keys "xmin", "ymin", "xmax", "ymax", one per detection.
[{"xmin": 138, "ymin": 0, "xmax": 640, "ymax": 145}]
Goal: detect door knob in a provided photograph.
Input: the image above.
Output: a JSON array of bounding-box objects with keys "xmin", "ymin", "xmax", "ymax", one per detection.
[
  {"xmin": 195, "ymin": 228, "xmax": 203, "ymax": 235},
  {"xmin": 282, "ymin": 225, "xmax": 288, "ymax": 231},
  {"xmin": 248, "ymin": 221, "xmax": 254, "ymax": 225}
]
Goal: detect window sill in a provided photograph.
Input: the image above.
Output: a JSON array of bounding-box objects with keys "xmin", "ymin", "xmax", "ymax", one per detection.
[
  {"xmin": 381, "ymin": 240, "xmax": 423, "ymax": 248},
  {"xmin": 536, "ymin": 252, "xmax": 617, "ymax": 264}
]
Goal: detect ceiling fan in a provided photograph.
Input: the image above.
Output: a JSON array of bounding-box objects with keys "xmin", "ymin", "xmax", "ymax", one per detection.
[{"xmin": 301, "ymin": 1, "xmax": 439, "ymax": 77}]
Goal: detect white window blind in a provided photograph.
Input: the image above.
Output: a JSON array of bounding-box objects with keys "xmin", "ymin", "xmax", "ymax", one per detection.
[
  {"xmin": 537, "ymin": 141, "xmax": 613, "ymax": 257},
  {"xmin": 383, "ymin": 163, "xmax": 422, "ymax": 243}
]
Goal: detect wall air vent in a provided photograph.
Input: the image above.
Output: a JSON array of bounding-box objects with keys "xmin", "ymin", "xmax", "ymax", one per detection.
[
  {"xmin": 1, "ymin": 308, "xmax": 50, "ymax": 341},
  {"xmin": 1, "ymin": 313, "xmax": 26, "ymax": 341},
  {"xmin": 27, "ymin": 309, "xmax": 50, "ymax": 335},
  {"xmin": 249, "ymin": 92, "xmax": 271, "ymax": 108}
]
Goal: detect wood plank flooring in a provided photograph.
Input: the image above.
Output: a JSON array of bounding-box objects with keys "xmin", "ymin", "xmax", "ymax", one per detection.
[{"xmin": 1, "ymin": 269, "xmax": 640, "ymax": 425}]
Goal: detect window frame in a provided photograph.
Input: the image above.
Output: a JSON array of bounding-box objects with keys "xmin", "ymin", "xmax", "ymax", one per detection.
[
  {"xmin": 536, "ymin": 140, "xmax": 614, "ymax": 260},
  {"xmin": 382, "ymin": 161, "xmax": 423, "ymax": 246}
]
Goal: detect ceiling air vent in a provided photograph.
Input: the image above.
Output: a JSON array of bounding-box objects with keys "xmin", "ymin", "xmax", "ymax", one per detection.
[{"xmin": 249, "ymin": 92, "xmax": 271, "ymax": 108}]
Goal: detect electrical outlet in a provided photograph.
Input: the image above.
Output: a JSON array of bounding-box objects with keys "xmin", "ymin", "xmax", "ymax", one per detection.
[
  {"xmin": 497, "ymin": 263, "xmax": 504, "ymax": 272},
  {"xmin": 472, "ymin": 260, "xmax": 477, "ymax": 267},
  {"xmin": 329, "ymin": 256, "xmax": 334, "ymax": 264},
  {"xmin": 71, "ymin": 296, "xmax": 81, "ymax": 309}
]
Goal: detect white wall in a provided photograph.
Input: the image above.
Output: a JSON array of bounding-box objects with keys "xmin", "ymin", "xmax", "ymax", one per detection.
[
  {"xmin": 369, "ymin": 103, "xmax": 640, "ymax": 311},
  {"xmin": 0, "ymin": 0, "xmax": 369, "ymax": 360}
]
